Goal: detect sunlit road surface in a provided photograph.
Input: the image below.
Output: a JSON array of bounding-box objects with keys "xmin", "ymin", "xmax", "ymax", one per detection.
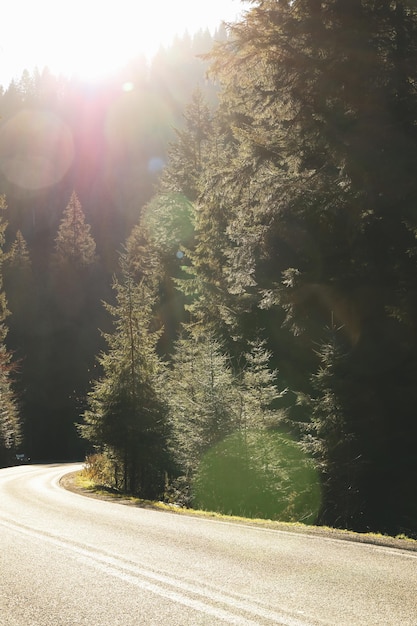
[{"xmin": 0, "ymin": 465, "xmax": 416, "ymax": 626}]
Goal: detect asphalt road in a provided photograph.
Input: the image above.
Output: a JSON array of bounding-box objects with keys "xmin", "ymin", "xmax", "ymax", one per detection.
[{"xmin": 0, "ymin": 464, "xmax": 415, "ymax": 626}]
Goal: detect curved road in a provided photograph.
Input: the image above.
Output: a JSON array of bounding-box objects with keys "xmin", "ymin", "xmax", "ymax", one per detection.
[{"xmin": 0, "ymin": 464, "xmax": 415, "ymax": 625}]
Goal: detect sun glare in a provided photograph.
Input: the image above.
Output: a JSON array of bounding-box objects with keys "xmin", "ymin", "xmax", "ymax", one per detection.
[
  {"xmin": 38, "ymin": 2, "xmax": 156, "ymax": 82},
  {"xmin": 1, "ymin": 1, "xmax": 243, "ymax": 86}
]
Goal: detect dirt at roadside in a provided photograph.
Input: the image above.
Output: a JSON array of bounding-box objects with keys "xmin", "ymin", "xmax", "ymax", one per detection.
[{"xmin": 59, "ymin": 471, "xmax": 146, "ymax": 507}]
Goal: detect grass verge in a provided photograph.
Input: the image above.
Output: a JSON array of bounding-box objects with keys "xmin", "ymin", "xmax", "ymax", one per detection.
[{"xmin": 63, "ymin": 470, "xmax": 417, "ymax": 552}]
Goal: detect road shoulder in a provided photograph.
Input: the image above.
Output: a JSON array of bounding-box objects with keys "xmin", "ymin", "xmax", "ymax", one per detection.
[{"xmin": 60, "ymin": 470, "xmax": 417, "ymax": 553}]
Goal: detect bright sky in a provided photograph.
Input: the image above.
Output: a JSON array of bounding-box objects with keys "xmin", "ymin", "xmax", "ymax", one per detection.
[{"xmin": 0, "ymin": 0, "xmax": 245, "ymax": 88}]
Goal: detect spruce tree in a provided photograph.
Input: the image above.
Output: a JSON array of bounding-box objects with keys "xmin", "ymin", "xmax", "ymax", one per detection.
[
  {"xmin": 124, "ymin": 192, "xmax": 195, "ymax": 353},
  {"xmin": 80, "ymin": 257, "xmax": 170, "ymax": 497},
  {"xmin": 303, "ymin": 323, "xmax": 360, "ymax": 529},
  {"xmin": 238, "ymin": 338, "xmax": 286, "ymax": 432},
  {"xmin": 164, "ymin": 326, "xmax": 238, "ymax": 476},
  {"xmin": 8, "ymin": 231, "xmax": 31, "ymax": 272},
  {"xmin": 54, "ymin": 191, "xmax": 97, "ymax": 269},
  {"xmin": 161, "ymin": 87, "xmax": 213, "ymax": 202},
  {"xmin": 40, "ymin": 190, "xmax": 102, "ymax": 459},
  {"xmin": 4, "ymin": 230, "xmax": 33, "ymax": 331},
  {"xmin": 203, "ymin": 0, "xmax": 417, "ymax": 535},
  {"xmin": 0, "ymin": 197, "xmax": 22, "ymax": 464}
]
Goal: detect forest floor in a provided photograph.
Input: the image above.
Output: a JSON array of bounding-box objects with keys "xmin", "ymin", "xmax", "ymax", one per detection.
[{"xmin": 60, "ymin": 470, "xmax": 417, "ymax": 553}]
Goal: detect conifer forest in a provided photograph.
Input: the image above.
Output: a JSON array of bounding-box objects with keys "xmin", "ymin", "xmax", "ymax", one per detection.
[{"xmin": 1, "ymin": 2, "xmax": 417, "ymax": 539}]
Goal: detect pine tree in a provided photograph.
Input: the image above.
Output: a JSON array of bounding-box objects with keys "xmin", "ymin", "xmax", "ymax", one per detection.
[
  {"xmin": 164, "ymin": 326, "xmax": 238, "ymax": 476},
  {"xmin": 50, "ymin": 188, "xmax": 100, "ymax": 342},
  {"xmin": 0, "ymin": 197, "xmax": 22, "ymax": 464},
  {"xmin": 79, "ymin": 257, "xmax": 170, "ymax": 497},
  {"xmin": 54, "ymin": 191, "xmax": 97, "ymax": 269},
  {"xmin": 124, "ymin": 192, "xmax": 195, "ymax": 353},
  {"xmin": 8, "ymin": 231, "xmax": 31, "ymax": 272},
  {"xmin": 303, "ymin": 322, "xmax": 360, "ymax": 530},
  {"xmin": 204, "ymin": 0, "xmax": 417, "ymax": 535},
  {"xmin": 161, "ymin": 87, "xmax": 213, "ymax": 202},
  {"xmin": 158, "ymin": 87, "xmax": 215, "ymax": 333},
  {"xmin": 184, "ymin": 335, "xmax": 319, "ymax": 521},
  {"xmin": 141, "ymin": 193, "xmax": 195, "ymax": 262},
  {"xmin": 165, "ymin": 109, "xmax": 245, "ymax": 342},
  {"xmin": 238, "ymin": 338, "xmax": 286, "ymax": 432},
  {"xmin": 4, "ymin": 230, "xmax": 33, "ymax": 324}
]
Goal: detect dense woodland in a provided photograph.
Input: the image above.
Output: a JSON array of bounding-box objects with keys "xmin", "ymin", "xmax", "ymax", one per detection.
[{"xmin": 1, "ymin": 1, "xmax": 417, "ymax": 539}]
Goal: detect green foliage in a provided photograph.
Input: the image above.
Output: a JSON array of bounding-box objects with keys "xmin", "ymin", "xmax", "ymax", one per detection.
[
  {"xmin": 124, "ymin": 192, "xmax": 196, "ymax": 354},
  {"xmin": 81, "ymin": 453, "xmax": 117, "ymax": 490},
  {"xmin": 142, "ymin": 193, "xmax": 195, "ymax": 259},
  {"xmin": 79, "ymin": 260, "xmax": 170, "ymax": 497},
  {"xmin": 0, "ymin": 30, "xmax": 223, "ymax": 461},
  {"xmin": 164, "ymin": 327, "xmax": 239, "ymax": 474},
  {"xmin": 161, "ymin": 88, "xmax": 213, "ymax": 202},
  {"xmin": 301, "ymin": 323, "xmax": 361, "ymax": 528},
  {"xmin": 7, "ymin": 231, "xmax": 31, "ymax": 272},
  {"xmin": 194, "ymin": 430, "xmax": 320, "ymax": 523},
  {"xmin": 238, "ymin": 338, "xmax": 287, "ymax": 431},
  {"xmin": 0, "ymin": 196, "xmax": 22, "ymax": 462},
  {"xmin": 4, "ymin": 231, "xmax": 33, "ymax": 322},
  {"xmin": 54, "ymin": 191, "xmax": 97, "ymax": 269},
  {"xmin": 3, "ymin": 3, "xmax": 417, "ymax": 536},
  {"xmin": 163, "ymin": 329, "xmax": 303, "ymax": 518},
  {"xmin": 187, "ymin": 0, "xmax": 417, "ymax": 536}
]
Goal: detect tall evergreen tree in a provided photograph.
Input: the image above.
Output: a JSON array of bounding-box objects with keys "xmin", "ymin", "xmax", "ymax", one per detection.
[
  {"xmin": 302, "ymin": 322, "xmax": 359, "ymax": 529},
  {"xmin": 54, "ymin": 191, "xmax": 97, "ymax": 269},
  {"xmin": 124, "ymin": 192, "xmax": 195, "ymax": 353},
  {"xmin": 8, "ymin": 231, "xmax": 31, "ymax": 272},
  {"xmin": 0, "ymin": 197, "xmax": 22, "ymax": 464},
  {"xmin": 4, "ymin": 230, "xmax": 33, "ymax": 330},
  {"xmin": 164, "ymin": 326, "xmax": 238, "ymax": 476},
  {"xmin": 32, "ymin": 191, "xmax": 101, "ymax": 460},
  {"xmin": 161, "ymin": 87, "xmax": 213, "ymax": 202},
  {"xmin": 201, "ymin": 0, "xmax": 417, "ymax": 535},
  {"xmin": 80, "ymin": 257, "xmax": 170, "ymax": 497},
  {"xmin": 160, "ymin": 88, "xmax": 246, "ymax": 343},
  {"xmin": 238, "ymin": 338, "xmax": 286, "ymax": 432}
]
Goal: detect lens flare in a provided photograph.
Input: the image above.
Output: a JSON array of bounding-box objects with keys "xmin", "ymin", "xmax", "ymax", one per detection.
[
  {"xmin": 0, "ymin": 109, "xmax": 74, "ymax": 189},
  {"xmin": 148, "ymin": 157, "xmax": 165, "ymax": 174},
  {"xmin": 194, "ymin": 430, "xmax": 321, "ymax": 523}
]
